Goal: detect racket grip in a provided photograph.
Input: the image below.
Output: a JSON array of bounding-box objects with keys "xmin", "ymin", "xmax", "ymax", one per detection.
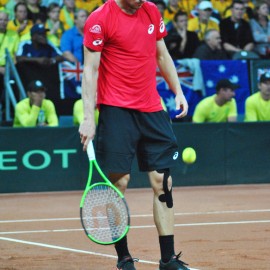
[{"xmin": 87, "ymin": 141, "xmax": 96, "ymax": 161}]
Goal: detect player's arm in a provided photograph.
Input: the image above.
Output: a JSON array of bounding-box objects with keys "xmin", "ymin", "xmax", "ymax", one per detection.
[
  {"xmin": 156, "ymin": 39, "xmax": 188, "ymax": 119},
  {"xmin": 46, "ymin": 101, "xmax": 59, "ymax": 126},
  {"xmin": 15, "ymin": 104, "xmax": 40, "ymax": 127},
  {"xmin": 227, "ymin": 99, "xmax": 237, "ymax": 122},
  {"xmin": 244, "ymin": 98, "xmax": 257, "ymax": 122},
  {"xmin": 223, "ymin": 42, "xmax": 241, "ymax": 53},
  {"xmin": 79, "ymin": 46, "xmax": 101, "ymax": 151},
  {"xmin": 243, "ymin": 42, "xmax": 254, "ymax": 52}
]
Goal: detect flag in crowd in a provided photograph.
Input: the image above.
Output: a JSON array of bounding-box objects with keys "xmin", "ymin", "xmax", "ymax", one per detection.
[
  {"xmin": 59, "ymin": 61, "xmax": 83, "ymax": 99},
  {"xmin": 16, "ymin": 59, "xmax": 253, "ymax": 119},
  {"xmin": 157, "ymin": 60, "xmax": 251, "ymax": 119}
]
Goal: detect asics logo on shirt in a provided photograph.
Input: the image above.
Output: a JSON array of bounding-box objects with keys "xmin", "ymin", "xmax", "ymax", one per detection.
[
  {"xmin": 93, "ymin": 39, "xmax": 103, "ymax": 46},
  {"xmin": 173, "ymin": 152, "xmax": 179, "ymax": 160},
  {"xmin": 90, "ymin": 24, "xmax": 101, "ymax": 33},
  {"xmin": 148, "ymin": 24, "xmax": 154, "ymax": 34},
  {"xmin": 159, "ymin": 19, "xmax": 165, "ymax": 33}
]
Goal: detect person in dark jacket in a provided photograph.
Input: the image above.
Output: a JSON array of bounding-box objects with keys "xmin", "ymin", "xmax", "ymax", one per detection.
[
  {"xmin": 193, "ymin": 29, "xmax": 228, "ymax": 60},
  {"xmin": 220, "ymin": 0, "xmax": 254, "ymax": 58},
  {"xmin": 165, "ymin": 10, "xmax": 200, "ymax": 59}
]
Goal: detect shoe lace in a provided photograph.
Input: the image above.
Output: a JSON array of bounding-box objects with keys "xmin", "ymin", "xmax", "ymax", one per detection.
[
  {"xmin": 173, "ymin": 252, "xmax": 189, "ymax": 266},
  {"xmin": 116, "ymin": 256, "xmax": 139, "ymax": 269}
]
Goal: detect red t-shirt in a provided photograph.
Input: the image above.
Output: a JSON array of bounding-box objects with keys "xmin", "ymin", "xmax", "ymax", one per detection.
[{"xmin": 83, "ymin": 0, "xmax": 167, "ymax": 112}]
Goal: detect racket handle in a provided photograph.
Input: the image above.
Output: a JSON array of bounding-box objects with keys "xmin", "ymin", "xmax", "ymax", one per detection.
[{"xmin": 87, "ymin": 141, "xmax": 96, "ymax": 161}]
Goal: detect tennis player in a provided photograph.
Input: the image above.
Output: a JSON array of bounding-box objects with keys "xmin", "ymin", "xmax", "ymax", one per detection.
[{"xmin": 79, "ymin": 0, "xmax": 190, "ymax": 269}]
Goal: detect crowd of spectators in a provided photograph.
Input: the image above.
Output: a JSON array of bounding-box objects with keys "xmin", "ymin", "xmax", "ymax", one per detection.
[
  {"xmin": 0, "ymin": 0, "xmax": 270, "ymax": 126},
  {"xmin": 159, "ymin": 0, "xmax": 268, "ymax": 60}
]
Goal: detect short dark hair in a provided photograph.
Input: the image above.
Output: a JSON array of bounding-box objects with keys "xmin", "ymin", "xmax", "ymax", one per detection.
[
  {"xmin": 152, "ymin": 0, "xmax": 166, "ymax": 9},
  {"xmin": 259, "ymin": 72, "xmax": 270, "ymax": 83},
  {"xmin": 14, "ymin": 2, "xmax": 27, "ymax": 13},
  {"xmin": 47, "ymin": 3, "xmax": 60, "ymax": 13},
  {"xmin": 27, "ymin": 80, "xmax": 47, "ymax": 92},
  {"xmin": 74, "ymin": 9, "xmax": 88, "ymax": 20},
  {"xmin": 231, "ymin": 0, "xmax": 245, "ymax": 8},
  {"xmin": 216, "ymin": 79, "xmax": 239, "ymax": 91},
  {"xmin": 253, "ymin": 0, "xmax": 269, "ymax": 20},
  {"xmin": 174, "ymin": 10, "xmax": 188, "ymax": 22}
]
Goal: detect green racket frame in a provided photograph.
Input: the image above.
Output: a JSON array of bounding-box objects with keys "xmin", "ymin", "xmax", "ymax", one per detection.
[{"xmin": 80, "ymin": 141, "xmax": 130, "ymax": 245}]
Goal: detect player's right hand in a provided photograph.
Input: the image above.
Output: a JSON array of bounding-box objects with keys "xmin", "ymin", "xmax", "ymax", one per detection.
[{"xmin": 79, "ymin": 119, "xmax": 96, "ymax": 151}]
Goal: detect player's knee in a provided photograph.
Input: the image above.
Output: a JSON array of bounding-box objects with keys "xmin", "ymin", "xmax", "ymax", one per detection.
[
  {"xmin": 156, "ymin": 169, "xmax": 173, "ymax": 208},
  {"xmin": 156, "ymin": 168, "xmax": 172, "ymax": 187},
  {"xmin": 150, "ymin": 169, "xmax": 170, "ymax": 190},
  {"xmin": 109, "ymin": 173, "xmax": 130, "ymax": 194},
  {"xmin": 152, "ymin": 172, "xmax": 164, "ymax": 190}
]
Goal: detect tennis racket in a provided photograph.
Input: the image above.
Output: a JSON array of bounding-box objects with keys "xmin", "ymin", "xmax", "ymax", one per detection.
[{"xmin": 80, "ymin": 141, "xmax": 130, "ymax": 245}]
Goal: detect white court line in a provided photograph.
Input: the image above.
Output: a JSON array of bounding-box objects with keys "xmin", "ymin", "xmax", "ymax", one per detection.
[
  {"xmin": 1, "ymin": 220, "xmax": 270, "ymax": 236},
  {"xmin": 0, "ymin": 237, "xmax": 200, "ymax": 270},
  {"xmin": 0, "ymin": 217, "xmax": 79, "ymax": 224},
  {"xmin": 1, "ymin": 209, "xmax": 270, "ymax": 223}
]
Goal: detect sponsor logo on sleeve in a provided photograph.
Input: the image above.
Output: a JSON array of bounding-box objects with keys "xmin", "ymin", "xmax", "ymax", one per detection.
[
  {"xmin": 148, "ymin": 24, "xmax": 154, "ymax": 34},
  {"xmin": 93, "ymin": 39, "xmax": 103, "ymax": 46},
  {"xmin": 90, "ymin": 24, "xmax": 102, "ymax": 34},
  {"xmin": 159, "ymin": 19, "xmax": 165, "ymax": 33}
]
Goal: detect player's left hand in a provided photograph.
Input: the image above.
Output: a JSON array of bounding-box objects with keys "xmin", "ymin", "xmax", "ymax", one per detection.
[{"xmin": 175, "ymin": 94, "xmax": 188, "ymax": 119}]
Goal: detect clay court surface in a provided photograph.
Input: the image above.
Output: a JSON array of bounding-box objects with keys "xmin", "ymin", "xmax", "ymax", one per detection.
[{"xmin": 0, "ymin": 184, "xmax": 270, "ymax": 270}]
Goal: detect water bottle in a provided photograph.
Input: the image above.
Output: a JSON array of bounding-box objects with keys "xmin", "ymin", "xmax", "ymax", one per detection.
[{"xmin": 37, "ymin": 109, "xmax": 45, "ymax": 126}]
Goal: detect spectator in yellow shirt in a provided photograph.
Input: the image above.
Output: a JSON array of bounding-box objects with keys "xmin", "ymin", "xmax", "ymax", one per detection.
[
  {"xmin": 73, "ymin": 97, "xmax": 166, "ymax": 126},
  {"xmin": 3, "ymin": 0, "xmax": 21, "ymax": 20},
  {"xmin": 193, "ymin": 79, "xmax": 239, "ymax": 123},
  {"xmin": 178, "ymin": 0, "xmax": 197, "ymax": 17},
  {"xmin": 26, "ymin": 0, "xmax": 47, "ymax": 23},
  {"xmin": 0, "ymin": 10, "xmax": 19, "ymax": 66},
  {"xmin": 0, "ymin": 0, "xmax": 8, "ymax": 8},
  {"xmin": 45, "ymin": 3, "xmax": 64, "ymax": 47},
  {"xmin": 0, "ymin": 10, "xmax": 20, "ymax": 105},
  {"xmin": 211, "ymin": 0, "xmax": 232, "ymax": 19},
  {"xmin": 13, "ymin": 80, "xmax": 58, "ymax": 127},
  {"xmin": 163, "ymin": 0, "xmax": 182, "ymax": 25},
  {"xmin": 7, "ymin": 2, "xmax": 33, "ymax": 41},
  {"xmin": 73, "ymin": 98, "xmax": 99, "ymax": 126},
  {"xmin": 75, "ymin": 0, "xmax": 103, "ymax": 14},
  {"xmin": 59, "ymin": 0, "xmax": 77, "ymax": 30},
  {"xmin": 245, "ymin": 72, "xmax": 270, "ymax": 122},
  {"xmin": 188, "ymin": 1, "xmax": 220, "ymax": 41}
]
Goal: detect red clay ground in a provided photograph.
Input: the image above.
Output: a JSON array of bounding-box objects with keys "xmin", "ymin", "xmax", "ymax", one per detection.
[{"xmin": 0, "ymin": 184, "xmax": 270, "ymax": 270}]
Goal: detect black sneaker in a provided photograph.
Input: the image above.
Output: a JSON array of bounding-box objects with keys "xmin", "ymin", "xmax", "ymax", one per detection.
[
  {"xmin": 116, "ymin": 256, "xmax": 139, "ymax": 270},
  {"xmin": 159, "ymin": 252, "xmax": 190, "ymax": 270}
]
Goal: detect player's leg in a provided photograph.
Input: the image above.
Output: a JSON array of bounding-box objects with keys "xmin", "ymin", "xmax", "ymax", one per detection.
[
  {"xmin": 149, "ymin": 170, "xmax": 189, "ymax": 270},
  {"xmin": 148, "ymin": 170, "xmax": 175, "ymax": 256},
  {"xmin": 109, "ymin": 173, "xmax": 136, "ymax": 269},
  {"xmin": 95, "ymin": 105, "xmax": 139, "ymax": 270},
  {"xmin": 137, "ymin": 110, "xmax": 190, "ymax": 270},
  {"xmin": 108, "ymin": 173, "xmax": 130, "ymax": 195},
  {"xmin": 148, "ymin": 170, "xmax": 174, "ymax": 235}
]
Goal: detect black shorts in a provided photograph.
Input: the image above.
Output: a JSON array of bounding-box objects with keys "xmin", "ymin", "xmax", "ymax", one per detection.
[{"xmin": 95, "ymin": 105, "xmax": 179, "ymax": 173}]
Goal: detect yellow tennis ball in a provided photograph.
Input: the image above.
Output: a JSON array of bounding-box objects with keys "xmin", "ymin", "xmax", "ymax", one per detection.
[{"xmin": 182, "ymin": 147, "xmax": 196, "ymax": 164}]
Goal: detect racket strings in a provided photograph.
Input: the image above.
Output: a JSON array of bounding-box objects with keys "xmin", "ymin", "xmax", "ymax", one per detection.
[{"xmin": 81, "ymin": 185, "xmax": 129, "ymax": 243}]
